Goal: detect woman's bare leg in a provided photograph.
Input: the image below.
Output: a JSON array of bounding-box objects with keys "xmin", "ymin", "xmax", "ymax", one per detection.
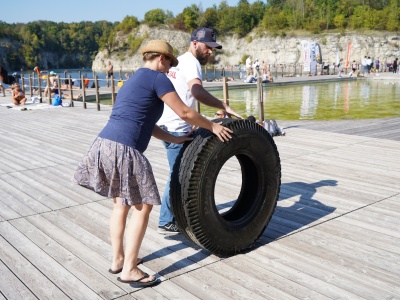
[
  {"xmin": 120, "ymin": 203, "xmax": 155, "ymax": 282},
  {"xmin": 109, "ymin": 197, "xmax": 130, "ymax": 271}
]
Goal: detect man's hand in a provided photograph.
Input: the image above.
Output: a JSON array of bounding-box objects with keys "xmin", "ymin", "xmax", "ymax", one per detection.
[{"xmin": 224, "ymin": 105, "xmax": 243, "ymax": 119}]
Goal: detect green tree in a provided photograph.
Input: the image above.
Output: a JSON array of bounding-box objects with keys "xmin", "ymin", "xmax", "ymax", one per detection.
[
  {"xmin": 262, "ymin": 7, "xmax": 288, "ymax": 30},
  {"xmin": 349, "ymin": 5, "xmax": 367, "ymax": 28},
  {"xmin": 234, "ymin": 0, "xmax": 252, "ymax": 36},
  {"xmin": 198, "ymin": 6, "xmax": 218, "ymax": 28},
  {"xmin": 182, "ymin": 5, "xmax": 200, "ymax": 31},
  {"xmin": 114, "ymin": 16, "xmax": 139, "ymax": 33},
  {"xmin": 333, "ymin": 14, "xmax": 347, "ymax": 28},
  {"xmin": 144, "ymin": 9, "xmax": 167, "ymax": 25},
  {"xmin": 172, "ymin": 4, "xmax": 200, "ymax": 31},
  {"xmin": 249, "ymin": 1, "xmax": 266, "ymax": 27},
  {"xmin": 385, "ymin": 0, "xmax": 400, "ymax": 31},
  {"xmin": 98, "ymin": 26, "xmax": 117, "ymax": 57},
  {"xmin": 216, "ymin": 2, "xmax": 236, "ymax": 34}
]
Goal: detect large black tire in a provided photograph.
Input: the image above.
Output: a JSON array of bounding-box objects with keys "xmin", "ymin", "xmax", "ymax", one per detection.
[{"xmin": 170, "ymin": 119, "xmax": 281, "ymax": 256}]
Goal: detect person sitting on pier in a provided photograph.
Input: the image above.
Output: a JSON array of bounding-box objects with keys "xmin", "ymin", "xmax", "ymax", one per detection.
[
  {"xmin": 84, "ymin": 77, "xmax": 90, "ymax": 88},
  {"xmin": 262, "ymin": 72, "xmax": 272, "ymax": 83},
  {"xmin": 244, "ymin": 74, "xmax": 257, "ymax": 83},
  {"xmin": 12, "ymin": 84, "xmax": 27, "ymax": 105},
  {"xmin": 0, "ymin": 74, "xmax": 5, "ymax": 97},
  {"xmin": 246, "ymin": 115, "xmax": 256, "ymax": 123},
  {"xmin": 214, "ymin": 109, "xmax": 227, "ymax": 119}
]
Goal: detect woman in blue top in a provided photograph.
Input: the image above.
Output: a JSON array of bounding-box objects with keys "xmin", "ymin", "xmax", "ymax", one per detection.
[{"xmin": 74, "ymin": 40, "xmax": 232, "ymax": 287}]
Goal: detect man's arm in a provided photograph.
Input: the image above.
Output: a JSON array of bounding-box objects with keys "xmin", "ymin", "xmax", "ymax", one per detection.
[
  {"xmin": 189, "ymin": 78, "xmax": 222, "ymax": 108},
  {"xmin": 188, "ymin": 78, "xmax": 243, "ymax": 119}
]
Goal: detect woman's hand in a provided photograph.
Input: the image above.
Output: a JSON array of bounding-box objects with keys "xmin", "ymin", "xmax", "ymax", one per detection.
[
  {"xmin": 211, "ymin": 122, "xmax": 233, "ymax": 142},
  {"xmin": 173, "ymin": 133, "xmax": 193, "ymax": 144}
]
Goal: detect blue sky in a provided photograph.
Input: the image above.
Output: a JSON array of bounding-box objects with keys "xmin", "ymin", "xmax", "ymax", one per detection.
[{"xmin": 1, "ymin": 0, "xmax": 256, "ymax": 24}]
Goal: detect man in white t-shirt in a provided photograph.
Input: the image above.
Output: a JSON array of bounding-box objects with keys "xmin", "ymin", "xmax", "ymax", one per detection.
[
  {"xmin": 245, "ymin": 55, "xmax": 252, "ymax": 76},
  {"xmin": 157, "ymin": 27, "xmax": 242, "ymax": 234},
  {"xmin": 361, "ymin": 56, "xmax": 368, "ymax": 76}
]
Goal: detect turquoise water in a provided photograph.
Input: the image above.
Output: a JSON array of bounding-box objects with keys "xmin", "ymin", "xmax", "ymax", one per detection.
[
  {"xmin": 202, "ymin": 80, "xmax": 400, "ymax": 120},
  {"xmin": 94, "ymin": 79, "xmax": 400, "ymax": 120}
]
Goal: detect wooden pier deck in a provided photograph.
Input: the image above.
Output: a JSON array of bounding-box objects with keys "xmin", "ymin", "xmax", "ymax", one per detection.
[{"xmin": 0, "ymin": 89, "xmax": 400, "ymax": 299}]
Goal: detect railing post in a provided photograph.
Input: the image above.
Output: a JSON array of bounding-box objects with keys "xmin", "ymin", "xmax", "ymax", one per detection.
[
  {"xmin": 223, "ymin": 76, "xmax": 229, "ymax": 106},
  {"xmin": 56, "ymin": 77, "xmax": 62, "ymax": 106},
  {"xmin": 81, "ymin": 75, "xmax": 87, "ymax": 109},
  {"xmin": 21, "ymin": 75, "xmax": 25, "ymax": 91},
  {"xmin": 111, "ymin": 75, "xmax": 116, "ymax": 106},
  {"xmin": 95, "ymin": 75, "xmax": 100, "ymax": 111},
  {"xmin": 29, "ymin": 75, "xmax": 33, "ymax": 98},
  {"xmin": 37, "ymin": 72, "xmax": 42, "ymax": 100},
  {"xmin": 257, "ymin": 77, "xmax": 264, "ymax": 122},
  {"xmin": 47, "ymin": 76, "xmax": 51, "ymax": 102},
  {"xmin": 69, "ymin": 75, "xmax": 74, "ymax": 107}
]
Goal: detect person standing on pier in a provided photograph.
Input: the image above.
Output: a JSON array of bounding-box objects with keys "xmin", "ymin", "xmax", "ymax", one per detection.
[
  {"xmin": 106, "ymin": 60, "xmax": 113, "ymax": 87},
  {"xmin": 393, "ymin": 58, "xmax": 398, "ymax": 74},
  {"xmin": 157, "ymin": 27, "xmax": 243, "ymax": 234}
]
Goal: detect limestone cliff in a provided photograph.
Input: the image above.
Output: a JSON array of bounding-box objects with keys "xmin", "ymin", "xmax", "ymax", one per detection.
[{"xmin": 92, "ymin": 25, "xmax": 400, "ymax": 72}]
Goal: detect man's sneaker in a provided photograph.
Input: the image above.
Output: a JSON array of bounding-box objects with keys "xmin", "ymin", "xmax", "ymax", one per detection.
[{"xmin": 158, "ymin": 222, "xmax": 180, "ymax": 234}]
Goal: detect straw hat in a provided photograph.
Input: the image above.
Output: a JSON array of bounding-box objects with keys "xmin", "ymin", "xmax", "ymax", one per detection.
[{"xmin": 140, "ymin": 40, "xmax": 178, "ymax": 67}]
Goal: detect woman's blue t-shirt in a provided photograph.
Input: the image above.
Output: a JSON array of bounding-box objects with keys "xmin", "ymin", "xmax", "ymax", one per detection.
[{"xmin": 98, "ymin": 68, "xmax": 175, "ymax": 152}]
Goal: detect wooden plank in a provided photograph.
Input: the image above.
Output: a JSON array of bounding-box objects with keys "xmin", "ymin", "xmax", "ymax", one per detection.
[
  {"xmin": 317, "ymin": 217, "xmax": 400, "ymax": 256},
  {"xmin": 264, "ymin": 235, "xmax": 400, "ymax": 298},
  {"xmin": 48, "ymin": 164, "xmax": 107, "ymax": 201},
  {"xmin": 24, "ymin": 214, "xmax": 146, "ymax": 293},
  {"xmin": 281, "ymin": 171, "xmax": 395, "ymax": 205},
  {"xmin": 0, "ymin": 173, "xmax": 69, "ymax": 210},
  {"xmin": 242, "ymin": 247, "xmax": 362, "ymax": 299},
  {"xmin": 58, "ymin": 205, "xmax": 110, "ymax": 242},
  {"xmin": 0, "ymin": 177, "xmax": 50, "ymax": 214},
  {"xmin": 170, "ymin": 271, "xmax": 235, "ymax": 300},
  {"xmin": 0, "ymin": 229, "xmax": 69, "ymax": 300},
  {"xmin": 339, "ymin": 208, "xmax": 400, "ymax": 238},
  {"xmin": 10, "ymin": 217, "xmax": 126, "ymax": 300},
  {"xmin": 222, "ymin": 257, "xmax": 331, "ymax": 299},
  {"xmin": 298, "ymin": 228, "xmax": 400, "ymax": 283},
  {"xmin": 129, "ymin": 286, "xmax": 168, "ymax": 300},
  {"xmin": 0, "ymin": 221, "xmax": 103, "ymax": 300},
  {"xmin": 21, "ymin": 167, "xmax": 98, "ymax": 205},
  {"xmin": 0, "ymin": 260, "xmax": 37, "ymax": 300},
  {"xmin": 149, "ymin": 279, "xmax": 202, "ymax": 300},
  {"xmin": 0, "ymin": 191, "xmax": 24, "ymax": 220},
  {"xmin": 41, "ymin": 211, "xmax": 112, "ymax": 259}
]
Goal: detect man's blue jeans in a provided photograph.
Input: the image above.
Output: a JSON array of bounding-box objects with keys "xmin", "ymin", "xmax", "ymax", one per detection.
[{"xmin": 158, "ymin": 132, "xmax": 186, "ymax": 227}]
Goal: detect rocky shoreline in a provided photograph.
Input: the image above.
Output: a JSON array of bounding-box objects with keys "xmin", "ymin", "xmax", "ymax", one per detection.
[{"xmin": 92, "ymin": 25, "xmax": 400, "ymax": 73}]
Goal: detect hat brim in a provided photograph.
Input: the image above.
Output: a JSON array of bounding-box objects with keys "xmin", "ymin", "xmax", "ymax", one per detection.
[
  {"xmin": 203, "ymin": 41, "xmax": 222, "ymax": 49},
  {"xmin": 141, "ymin": 46, "xmax": 179, "ymax": 67},
  {"xmin": 167, "ymin": 55, "xmax": 179, "ymax": 67}
]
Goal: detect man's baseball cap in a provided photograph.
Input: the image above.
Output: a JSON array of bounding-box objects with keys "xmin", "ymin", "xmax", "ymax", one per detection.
[{"xmin": 191, "ymin": 27, "xmax": 222, "ymax": 49}]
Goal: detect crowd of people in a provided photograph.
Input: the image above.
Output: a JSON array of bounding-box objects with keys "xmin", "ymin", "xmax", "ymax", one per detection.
[{"xmin": 242, "ymin": 55, "xmax": 273, "ymax": 83}]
